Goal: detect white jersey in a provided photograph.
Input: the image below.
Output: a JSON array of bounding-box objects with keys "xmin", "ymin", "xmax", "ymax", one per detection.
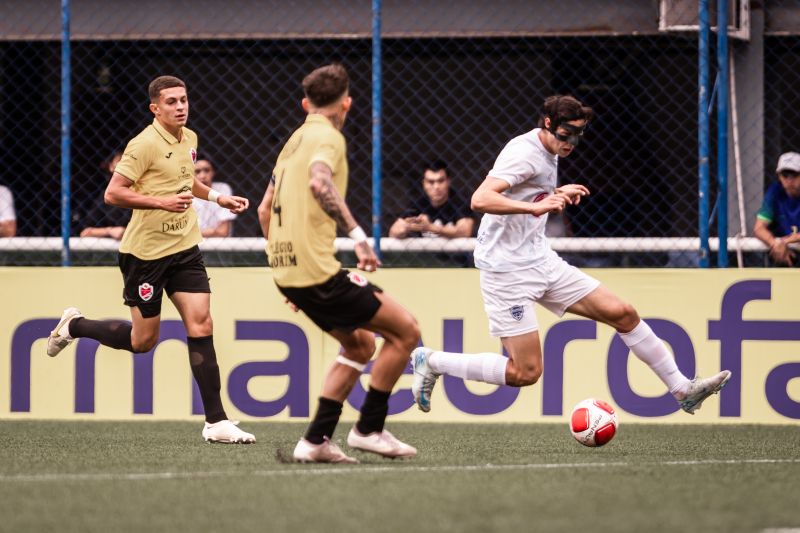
[
  {"xmin": 474, "ymin": 128, "xmax": 558, "ymax": 272},
  {"xmin": 193, "ymin": 181, "xmax": 236, "ymax": 234},
  {"xmin": 0, "ymin": 185, "xmax": 15, "ymax": 222}
]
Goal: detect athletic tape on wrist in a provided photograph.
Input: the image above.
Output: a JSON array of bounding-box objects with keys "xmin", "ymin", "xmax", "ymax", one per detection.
[
  {"xmin": 348, "ymin": 226, "xmax": 368, "ymax": 243},
  {"xmin": 335, "ymin": 355, "xmax": 367, "ymax": 372},
  {"xmin": 207, "ymin": 189, "xmax": 221, "ymax": 204}
]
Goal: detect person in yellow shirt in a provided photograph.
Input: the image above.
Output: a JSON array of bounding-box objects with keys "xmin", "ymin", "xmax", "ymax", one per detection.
[
  {"xmin": 47, "ymin": 76, "xmax": 255, "ymax": 444},
  {"xmin": 258, "ymin": 64, "xmax": 420, "ymax": 463}
]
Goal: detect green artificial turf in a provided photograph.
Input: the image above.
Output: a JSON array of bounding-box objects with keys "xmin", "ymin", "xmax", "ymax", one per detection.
[{"xmin": 0, "ymin": 421, "xmax": 797, "ymax": 532}]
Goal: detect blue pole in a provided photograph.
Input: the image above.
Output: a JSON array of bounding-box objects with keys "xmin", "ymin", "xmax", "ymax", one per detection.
[
  {"xmin": 371, "ymin": 0, "xmax": 382, "ymax": 259},
  {"xmin": 698, "ymin": 0, "xmax": 710, "ymax": 267},
  {"xmin": 61, "ymin": 0, "xmax": 71, "ymax": 266},
  {"xmin": 717, "ymin": 0, "xmax": 729, "ymax": 267}
]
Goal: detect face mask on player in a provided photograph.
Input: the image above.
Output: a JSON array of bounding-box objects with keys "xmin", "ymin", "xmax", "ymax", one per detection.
[{"xmin": 548, "ymin": 120, "xmax": 586, "ymax": 147}]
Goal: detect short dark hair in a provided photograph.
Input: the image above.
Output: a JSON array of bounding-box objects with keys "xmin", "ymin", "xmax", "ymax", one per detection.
[
  {"xmin": 537, "ymin": 95, "xmax": 594, "ymax": 128},
  {"xmin": 195, "ymin": 152, "xmax": 215, "ymax": 171},
  {"xmin": 302, "ymin": 64, "xmax": 349, "ymax": 107},
  {"xmin": 424, "ymin": 159, "xmax": 449, "ymax": 177},
  {"xmin": 148, "ymin": 76, "xmax": 186, "ymax": 102}
]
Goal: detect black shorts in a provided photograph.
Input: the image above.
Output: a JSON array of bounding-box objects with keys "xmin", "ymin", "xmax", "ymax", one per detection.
[
  {"xmin": 277, "ymin": 270, "xmax": 383, "ymax": 332},
  {"xmin": 118, "ymin": 245, "xmax": 210, "ymax": 318}
]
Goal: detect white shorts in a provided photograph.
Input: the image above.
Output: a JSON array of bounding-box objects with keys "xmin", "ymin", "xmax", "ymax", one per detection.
[{"xmin": 479, "ymin": 251, "xmax": 600, "ymax": 338}]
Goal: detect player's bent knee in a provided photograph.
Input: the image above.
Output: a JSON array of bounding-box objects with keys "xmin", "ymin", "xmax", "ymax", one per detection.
[
  {"xmin": 131, "ymin": 337, "xmax": 158, "ymax": 353},
  {"xmin": 606, "ymin": 302, "xmax": 638, "ymax": 330},
  {"xmin": 507, "ymin": 365, "xmax": 542, "ymax": 387},
  {"xmin": 349, "ymin": 342, "xmax": 376, "ymax": 364},
  {"xmin": 400, "ymin": 319, "xmax": 421, "ymax": 351}
]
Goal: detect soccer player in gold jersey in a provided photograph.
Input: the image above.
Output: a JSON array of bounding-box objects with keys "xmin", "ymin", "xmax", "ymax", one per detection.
[
  {"xmin": 258, "ymin": 64, "xmax": 419, "ymax": 463},
  {"xmin": 48, "ymin": 76, "xmax": 255, "ymax": 444}
]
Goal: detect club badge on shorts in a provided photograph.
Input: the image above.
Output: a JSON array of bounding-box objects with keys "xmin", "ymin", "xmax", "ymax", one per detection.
[
  {"xmin": 138, "ymin": 283, "xmax": 154, "ymax": 301},
  {"xmin": 347, "ymin": 272, "xmax": 369, "ymax": 287},
  {"xmin": 190, "ymin": 148, "xmax": 197, "ymax": 163},
  {"xmin": 510, "ymin": 305, "xmax": 524, "ymax": 321}
]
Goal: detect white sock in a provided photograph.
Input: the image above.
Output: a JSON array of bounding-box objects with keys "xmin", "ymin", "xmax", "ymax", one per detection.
[
  {"xmin": 619, "ymin": 320, "xmax": 690, "ymax": 396},
  {"xmin": 428, "ymin": 351, "xmax": 507, "ymax": 385}
]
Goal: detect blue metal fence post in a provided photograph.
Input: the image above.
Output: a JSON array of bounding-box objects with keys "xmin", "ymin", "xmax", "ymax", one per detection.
[
  {"xmin": 61, "ymin": 0, "xmax": 72, "ymax": 266},
  {"xmin": 716, "ymin": 0, "xmax": 729, "ymax": 267},
  {"xmin": 698, "ymin": 0, "xmax": 710, "ymax": 268},
  {"xmin": 371, "ymin": 0, "xmax": 382, "ymax": 259}
]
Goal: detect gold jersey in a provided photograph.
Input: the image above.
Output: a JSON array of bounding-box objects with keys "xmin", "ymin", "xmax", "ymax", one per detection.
[
  {"xmin": 115, "ymin": 119, "xmax": 202, "ymax": 260},
  {"xmin": 268, "ymin": 114, "xmax": 349, "ymax": 287}
]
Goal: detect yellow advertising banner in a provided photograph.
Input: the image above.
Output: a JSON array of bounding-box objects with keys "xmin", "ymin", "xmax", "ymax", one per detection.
[{"xmin": 1, "ymin": 267, "xmax": 798, "ymax": 424}]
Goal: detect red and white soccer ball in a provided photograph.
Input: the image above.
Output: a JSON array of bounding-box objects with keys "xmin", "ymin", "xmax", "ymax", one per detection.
[{"xmin": 569, "ymin": 398, "xmax": 618, "ymax": 447}]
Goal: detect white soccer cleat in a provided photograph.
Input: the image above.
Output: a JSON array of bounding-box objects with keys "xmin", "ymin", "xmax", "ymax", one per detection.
[
  {"xmin": 292, "ymin": 437, "xmax": 359, "ymax": 464},
  {"xmin": 678, "ymin": 370, "xmax": 732, "ymax": 414},
  {"xmin": 202, "ymin": 420, "xmax": 256, "ymax": 444},
  {"xmin": 411, "ymin": 347, "xmax": 440, "ymax": 413},
  {"xmin": 46, "ymin": 307, "xmax": 83, "ymax": 357},
  {"xmin": 346, "ymin": 427, "xmax": 417, "ymax": 459}
]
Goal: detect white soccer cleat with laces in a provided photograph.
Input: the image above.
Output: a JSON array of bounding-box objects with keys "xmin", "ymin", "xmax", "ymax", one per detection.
[
  {"xmin": 411, "ymin": 347, "xmax": 440, "ymax": 413},
  {"xmin": 202, "ymin": 420, "xmax": 256, "ymax": 444},
  {"xmin": 678, "ymin": 370, "xmax": 732, "ymax": 414},
  {"xmin": 47, "ymin": 307, "xmax": 83, "ymax": 357},
  {"xmin": 346, "ymin": 427, "xmax": 417, "ymax": 459},
  {"xmin": 292, "ymin": 437, "xmax": 359, "ymax": 464}
]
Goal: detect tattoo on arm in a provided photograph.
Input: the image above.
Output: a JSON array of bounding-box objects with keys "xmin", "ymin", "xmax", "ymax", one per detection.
[{"xmin": 309, "ymin": 162, "xmax": 356, "ymax": 232}]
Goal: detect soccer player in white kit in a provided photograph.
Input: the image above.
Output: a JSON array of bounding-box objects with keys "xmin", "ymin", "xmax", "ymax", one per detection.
[{"xmin": 411, "ymin": 95, "xmax": 731, "ymax": 416}]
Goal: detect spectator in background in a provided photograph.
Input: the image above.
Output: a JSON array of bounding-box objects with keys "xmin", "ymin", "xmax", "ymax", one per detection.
[
  {"xmin": 388, "ymin": 160, "xmax": 474, "ymax": 239},
  {"xmin": 79, "ymin": 151, "xmax": 131, "ymax": 239},
  {"xmin": 754, "ymin": 151, "xmax": 800, "ymax": 266},
  {"xmin": 0, "ymin": 184, "xmax": 16, "ymax": 237},
  {"xmin": 192, "ymin": 154, "xmax": 236, "ymax": 237}
]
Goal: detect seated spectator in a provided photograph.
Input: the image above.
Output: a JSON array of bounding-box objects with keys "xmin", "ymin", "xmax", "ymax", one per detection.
[
  {"xmin": 754, "ymin": 151, "xmax": 800, "ymax": 266},
  {"xmin": 389, "ymin": 160, "xmax": 474, "ymax": 239},
  {"xmin": 0, "ymin": 184, "xmax": 16, "ymax": 237},
  {"xmin": 192, "ymin": 154, "xmax": 236, "ymax": 237},
  {"xmin": 79, "ymin": 151, "xmax": 130, "ymax": 239}
]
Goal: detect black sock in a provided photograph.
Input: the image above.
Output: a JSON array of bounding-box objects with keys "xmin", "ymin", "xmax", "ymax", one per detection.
[
  {"xmin": 305, "ymin": 397, "xmax": 343, "ymax": 444},
  {"xmin": 356, "ymin": 387, "xmax": 391, "ymax": 435},
  {"xmin": 68, "ymin": 317, "xmax": 134, "ymax": 352},
  {"xmin": 187, "ymin": 335, "xmax": 227, "ymax": 424}
]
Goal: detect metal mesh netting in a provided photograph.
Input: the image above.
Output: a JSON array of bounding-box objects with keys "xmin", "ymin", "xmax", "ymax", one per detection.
[{"xmin": 0, "ymin": 1, "xmax": 798, "ymax": 267}]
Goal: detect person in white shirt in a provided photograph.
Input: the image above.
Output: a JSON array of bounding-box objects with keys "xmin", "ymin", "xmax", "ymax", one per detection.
[
  {"xmin": 0, "ymin": 185, "xmax": 16, "ymax": 237},
  {"xmin": 411, "ymin": 95, "xmax": 732, "ymax": 417},
  {"xmin": 192, "ymin": 155, "xmax": 236, "ymax": 237}
]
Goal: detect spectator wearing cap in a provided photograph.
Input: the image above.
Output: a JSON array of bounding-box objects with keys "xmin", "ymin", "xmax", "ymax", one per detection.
[{"xmin": 754, "ymin": 151, "xmax": 800, "ymax": 266}]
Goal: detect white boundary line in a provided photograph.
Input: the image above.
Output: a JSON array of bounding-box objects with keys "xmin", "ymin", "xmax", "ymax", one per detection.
[{"xmin": 1, "ymin": 458, "xmax": 798, "ymax": 483}]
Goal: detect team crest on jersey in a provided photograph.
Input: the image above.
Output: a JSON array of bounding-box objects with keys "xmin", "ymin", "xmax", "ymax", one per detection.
[
  {"xmin": 138, "ymin": 283, "xmax": 154, "ymax": 301},
  {"xmin": 347, "ymin": 272, "xmax": 369, "ymax": 287},
  {"xmin": 510, "ymin": 305, "xmax": 524, "ymax": 321},
  {"xmin": 190, "ymin": 148, "xmax": 197, "ymax": 163}
]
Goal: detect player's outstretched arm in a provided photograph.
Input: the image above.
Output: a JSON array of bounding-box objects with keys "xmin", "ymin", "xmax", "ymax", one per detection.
[
  {"xmin": 554, "ymin": 184, "xmax": 590, "ymax": 205},
  {"xmin": 472, "ymin": 176, "xmax": 565, "ymax": 216},
  {"xmin": 309, "ymin": 161, "xmax": 380, "ymax": 272},
  {"xmin": 308, "ymin": 162, "xmax": 359, "ymax": 234},
  {"xmin": 191, "ymin": 177, "xmax": 248, "ymax": 213},
  {"xmin": 105, "ymin": 172, "xmax": 192, "ymax": 213}
]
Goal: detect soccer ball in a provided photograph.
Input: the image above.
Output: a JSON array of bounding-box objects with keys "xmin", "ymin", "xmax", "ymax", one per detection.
[{"xmin": 569, "ymin": 398, "xmax": 618, "ymax": 447}]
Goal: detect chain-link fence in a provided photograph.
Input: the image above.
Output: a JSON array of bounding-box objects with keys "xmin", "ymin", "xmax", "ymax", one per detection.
[{"xmin": 1, "ymin": 0, "xmax": 798, "ymax": 267}]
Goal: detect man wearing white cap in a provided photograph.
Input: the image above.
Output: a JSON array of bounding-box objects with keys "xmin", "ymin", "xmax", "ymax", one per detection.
[{"xmin": 754, "ymin": 151, "xmax": 800, "ymax": 266}]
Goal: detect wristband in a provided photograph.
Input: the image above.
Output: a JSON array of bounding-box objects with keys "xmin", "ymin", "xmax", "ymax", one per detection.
[
  {"xmin": 207, "ymin": 189, "xmax": 221, "ymax": 204},
  {"xmin": 348, "ymin": 226, "xmax": 368, "ymax": 243}
]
